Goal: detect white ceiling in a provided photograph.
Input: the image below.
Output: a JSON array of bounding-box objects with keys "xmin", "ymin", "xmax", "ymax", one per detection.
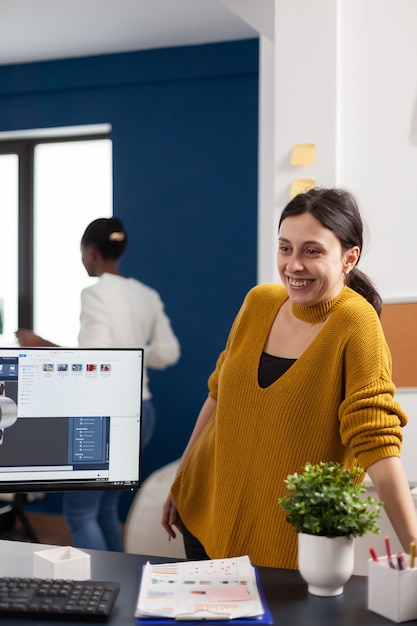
[{"xmin": 0, "ymin": 0, "xmax": 258, "ymax": 66}]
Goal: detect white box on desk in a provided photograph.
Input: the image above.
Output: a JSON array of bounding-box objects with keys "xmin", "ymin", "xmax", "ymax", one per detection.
[
  {"xmin": 33, "ymin": 546, "xmax": 90, "ymax": 580},
  {"xmin": 368, "ymin": 556, "xmax": 417, "ymax": 623}
]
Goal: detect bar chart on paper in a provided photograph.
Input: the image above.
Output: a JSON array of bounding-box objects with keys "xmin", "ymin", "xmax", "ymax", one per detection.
[{"xmin": 134, "ymin": 555, "xmax": 272, "ymax": 624}]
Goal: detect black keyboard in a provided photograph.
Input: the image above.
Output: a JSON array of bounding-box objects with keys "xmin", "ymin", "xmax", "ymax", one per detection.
[{"xmin": 0, "ymin": 576, "xmax": 120, "ymax": 621}]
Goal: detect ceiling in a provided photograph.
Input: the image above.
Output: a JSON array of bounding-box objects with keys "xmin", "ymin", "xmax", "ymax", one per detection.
[{"xmin": 0, "ymin": 0, "xmax": 258, "ymax": 66}]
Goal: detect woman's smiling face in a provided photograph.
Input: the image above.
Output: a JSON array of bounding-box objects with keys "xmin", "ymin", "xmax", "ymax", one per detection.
[{"xmin": 277, "ymin": 211, "xmax": 359, "ymax": 307}]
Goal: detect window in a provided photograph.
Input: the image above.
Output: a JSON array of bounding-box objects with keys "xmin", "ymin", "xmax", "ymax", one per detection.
[{"xmin": 0, "ymin": 127, "xmax": 112, "ymax": 346}]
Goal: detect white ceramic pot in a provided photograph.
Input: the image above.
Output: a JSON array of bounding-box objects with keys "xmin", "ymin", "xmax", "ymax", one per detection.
[{"xmin": 298, "ymin": 532, "xmax": 355, "ymax": 597}]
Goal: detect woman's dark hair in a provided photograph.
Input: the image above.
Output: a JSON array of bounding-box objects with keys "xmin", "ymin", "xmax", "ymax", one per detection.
[
  {"xmin": 81, "ymin": 217, "xmax": 128, "ymax": 261},
  {"xmin": 278, "ymin": 187, "xmax": 382, "ymax": 316}
]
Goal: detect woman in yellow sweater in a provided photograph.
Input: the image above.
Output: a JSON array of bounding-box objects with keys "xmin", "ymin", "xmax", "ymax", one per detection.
[{"xmin": 162, "ymin": 187, "xmax": 417, "ymax": 568}]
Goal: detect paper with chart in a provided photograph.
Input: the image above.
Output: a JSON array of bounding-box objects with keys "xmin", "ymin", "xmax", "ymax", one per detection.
[{"xmin": 135, "ymin": 555, "xmax": 265, "ymax": 620}]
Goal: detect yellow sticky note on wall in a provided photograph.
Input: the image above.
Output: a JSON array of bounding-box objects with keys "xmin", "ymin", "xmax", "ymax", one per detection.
[
  {"xmin": 290, "ymin": 144, "xmax": 316, "ymax": 166},
  {"xmin": 290, "ymin": 179, "xmax": 316, "ymax": 199}
]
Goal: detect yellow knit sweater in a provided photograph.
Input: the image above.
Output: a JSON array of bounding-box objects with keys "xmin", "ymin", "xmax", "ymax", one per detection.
[{"xmin": 171, "ymin": 285, "xmax": 408, "ymax": 569}]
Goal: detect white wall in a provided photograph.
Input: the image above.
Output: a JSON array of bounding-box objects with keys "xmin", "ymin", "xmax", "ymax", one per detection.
[
  {"xmin": 255, "ymin": 0, "xmax": 417, "ymax": 295},
  {"xmin": 337, "ymin": 1, "xmax": 417, "ymax": 481},
  {"xmin": 338, "ymin": 0, "xmax": 417, "ymax": 302},
  {"xmin": 257, "ymin": 0, "xmax": 340, "ymax": 284},
  {"xmin": 229, "ymin": 0, "xmax": 417, "ymax": 479},
  {"xmin": 273, "ymin": 2, "xmax": 338, "ymax": 197}
]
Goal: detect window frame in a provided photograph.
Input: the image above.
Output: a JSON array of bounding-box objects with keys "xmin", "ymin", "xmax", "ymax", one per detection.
[{"xmin": 0, "ymin": 131, "xmax": 110, "ymax": 329}]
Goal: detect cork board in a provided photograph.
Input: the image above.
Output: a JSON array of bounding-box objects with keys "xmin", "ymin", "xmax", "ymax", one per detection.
[{"xmin": 380, "ymin": 302, "xmax": 417, "ymax": 388}]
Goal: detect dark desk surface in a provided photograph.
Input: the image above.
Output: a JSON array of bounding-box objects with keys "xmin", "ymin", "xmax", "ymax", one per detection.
[{"xmin": 0, "ymin": 540, "xmax": 408, "ymax": 625}]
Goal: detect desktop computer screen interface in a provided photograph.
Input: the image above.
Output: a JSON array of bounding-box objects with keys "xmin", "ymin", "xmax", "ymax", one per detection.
[{"xmin": 0, "ymin": 347, "xmax": 143, "ymax": 492}]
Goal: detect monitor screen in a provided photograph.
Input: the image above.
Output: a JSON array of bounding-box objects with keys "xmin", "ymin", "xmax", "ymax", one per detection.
[{"xmin": 0, "ymin": 347, "xmax": 143, "ymax": 492}]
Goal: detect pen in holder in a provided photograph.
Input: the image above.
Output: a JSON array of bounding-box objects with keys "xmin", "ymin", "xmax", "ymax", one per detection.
[{"xmin": 368, "ymin": 554, "xmax": 417, "ymax": 623}]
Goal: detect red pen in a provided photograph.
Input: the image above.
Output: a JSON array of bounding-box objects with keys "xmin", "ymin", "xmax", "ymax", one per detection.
[
  {"xmin": 369, "ymin": 547, "xmax": 379, "ymax": 562},
  {"xmin": 385, "ymin": 535, "xmax": 396, "ymax": 569}
]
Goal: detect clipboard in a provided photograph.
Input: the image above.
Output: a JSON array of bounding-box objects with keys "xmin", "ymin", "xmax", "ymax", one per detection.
[{"xmin": 134, "ymin": 565, "xmax": 273, "ymax": 625}]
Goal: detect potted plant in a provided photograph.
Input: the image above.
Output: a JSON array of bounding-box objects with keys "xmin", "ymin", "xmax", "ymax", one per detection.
[{"xmin": 278, "ymin": 461, "xmax": 382, "ymax": 596}]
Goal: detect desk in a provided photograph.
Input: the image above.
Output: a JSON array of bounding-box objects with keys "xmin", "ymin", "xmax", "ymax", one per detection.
[{"xmin": 0, "ymin": 539, "xmax": 408, "ymax": 625}]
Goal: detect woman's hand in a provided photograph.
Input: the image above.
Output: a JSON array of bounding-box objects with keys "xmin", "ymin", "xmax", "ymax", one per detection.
[
  {"xmin": 15, "ymin": 329, "xmax": 43, "ymax": 346},
  {"xmin": 15, "ymin": 329, "xmax": 57, "ymax": 347},
  {"xmin": 162, "ymin": 493, "xmax": 183, "ymax": 539}
]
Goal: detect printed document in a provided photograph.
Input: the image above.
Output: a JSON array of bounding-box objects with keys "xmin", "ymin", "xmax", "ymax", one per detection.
[{"xmin": 135, "ymin": 555, "xmax": 265, "ymax": 620}]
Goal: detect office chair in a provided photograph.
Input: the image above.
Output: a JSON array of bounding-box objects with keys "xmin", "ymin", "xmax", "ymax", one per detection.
[{"xmin": 124, "ymin": 459, "xmax": 186, "ymax": 559}]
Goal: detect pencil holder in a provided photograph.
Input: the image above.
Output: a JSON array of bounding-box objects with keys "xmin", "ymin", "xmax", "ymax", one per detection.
[
  {"xmin": 368, "ymin": 555, "xmax": 417, "ymax": 623},
  {"xmin": 33, "ymin": 546, "xmax": 91, "ymax": 580}
]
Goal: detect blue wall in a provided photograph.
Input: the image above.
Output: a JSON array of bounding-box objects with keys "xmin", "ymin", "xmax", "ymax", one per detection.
[{"xmin": 0, "ymin": 39, "xmax": 259, "ymax": 516}]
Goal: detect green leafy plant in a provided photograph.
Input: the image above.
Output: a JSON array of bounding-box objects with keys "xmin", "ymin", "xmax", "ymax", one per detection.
[{"xmin": 278, "ymin": 461, "xmax": 382, "ymax": 538}]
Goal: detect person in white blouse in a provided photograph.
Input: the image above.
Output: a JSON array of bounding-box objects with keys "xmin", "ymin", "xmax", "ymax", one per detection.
[{"xmin": 16, "ymin": 216, "xmax": 180, "ymax": 551}]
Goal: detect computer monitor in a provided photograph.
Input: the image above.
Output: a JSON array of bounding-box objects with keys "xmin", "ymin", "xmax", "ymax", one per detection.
[{"xmin": 0, "ymin": 347, "xmax": 143, "ymax": 493}]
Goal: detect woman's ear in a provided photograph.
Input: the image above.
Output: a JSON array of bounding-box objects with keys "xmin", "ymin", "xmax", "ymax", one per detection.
[{"xmin": 343, "ymin": 246, "xmax": 360, "ymax": 274}]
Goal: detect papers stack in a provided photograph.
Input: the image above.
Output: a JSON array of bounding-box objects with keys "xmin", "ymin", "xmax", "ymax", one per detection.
[{"xmin": 135, "ymin": 555, "xmax": 270, "ymax": 623}]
